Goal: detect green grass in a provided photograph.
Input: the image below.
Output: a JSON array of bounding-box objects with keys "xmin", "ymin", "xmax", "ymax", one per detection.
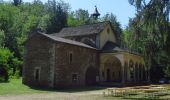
[
  {"xmin": 0, "ymin": 78, "xmax": 106, "ymax": 96},
  {"xmin": 0, "ymin": 78, "xmax": 48, "ymax": 95},
  {"xmin": 2, "ymin": 78, "xmax": 170, "ymax": 100}
]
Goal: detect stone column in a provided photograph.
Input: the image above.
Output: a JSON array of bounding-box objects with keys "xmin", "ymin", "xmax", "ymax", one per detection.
[
  {"xmin": 121, "ymin": 64, "xmax": 125, "ymax": 84},
  {"xmin": 127, "ymin": 61, "xmax": 130, "ymax": 82},
  {"xmin": 99, "ymin": 63, "xmax": 105, "ymax": 82},
  {"xmin": 147, "ymin": 66, "xmax": 150, "ymax": 82},
  {"xmin": 133, "ymin": 64, "xmax": 136, "ymax": 82},
  {"xmin": 137, "ymin": 64, "xmax": 139, "ymax": 82},
  {"xmin": 141, "ymin": 66, "xmax": 143, "ymax": 81},
  {"xmin": 145, "ymin": 67, "xmax": 149, "ymax": 82},
  {"xmin": 124, "ymin": 65, "xmax": 127, "ymax": 82}
]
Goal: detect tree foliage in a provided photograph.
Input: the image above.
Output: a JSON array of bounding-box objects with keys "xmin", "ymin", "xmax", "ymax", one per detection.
[
  {"xmin": 0, "ymin": 48, "xmax": 21, "ymax": 81},
  {"xmin": 126, "ymin": 0, "xmax": 170, "ymax": 80},
  {"xmin": 13, "ymin": 0, "xmax": 22, "ymax": 6},
  {"xmin": 0, "ymin": 0, "xmax": 69, "ymax": 79},
  {"xmin": 67, "ymin": 9, "xmax": 91, "ymax": 26},
  {"xmin": 46, "ymin": 0, "xmax": 69, "ymax": 33}
]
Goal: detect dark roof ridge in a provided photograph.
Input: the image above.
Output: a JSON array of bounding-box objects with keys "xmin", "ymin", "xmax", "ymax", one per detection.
[
  {"xmin": 51, "ymin": 21, "xmax": 111, "ymax": 37},
  {"xmin": 38, "ymin": 32, "xmax": 96, "ymax": 50}
]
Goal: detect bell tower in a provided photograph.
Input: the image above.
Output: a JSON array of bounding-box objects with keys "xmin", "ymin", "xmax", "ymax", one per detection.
[{"xmin": 92, "ymin": 6, "xmax": 100, "ymax": 20}]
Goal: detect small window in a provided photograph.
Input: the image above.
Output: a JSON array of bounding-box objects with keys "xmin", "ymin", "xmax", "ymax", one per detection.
[
  {"xmin": 69, "ymin": 52, "xmax": 73, "ymax": 64},
  {"xmin": 107, "ymin": 28, "xmax": 110, "ymax": 34},
  {"xmin": 35, "ymin": 68, "xmax": 40, "ymax": 81},
  {"xmin": 72, "ymin": 74, "xmax": 78, "ymax": 83},
  {"xmin": 112, "ymin": 72, "xmax": 115, "ymax": 77},
  {"xmin": 102, "ymin": 71, "xmax": 105, "ymax": 77}
]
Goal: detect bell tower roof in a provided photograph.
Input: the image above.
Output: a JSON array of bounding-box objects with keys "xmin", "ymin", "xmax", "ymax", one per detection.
[{"xmin": 92, "ymin": 6, "xmax": 100, "ymax": 19}]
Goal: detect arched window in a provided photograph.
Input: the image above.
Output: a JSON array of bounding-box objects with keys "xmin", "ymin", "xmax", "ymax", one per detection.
[
  {"xmin": 107, "ymin": 28, "xmax": 110, "ymax": 34},
  {"xmin": 72, "ymin": 73, "xmax": 78, "ymax": 83},
  {"xmin": 69, "ymin": 52, "xmax": 73, "ymax": 64},
  {"xmin": 34, "ymin": 67, "xmax": 40, "ymax": 81}
]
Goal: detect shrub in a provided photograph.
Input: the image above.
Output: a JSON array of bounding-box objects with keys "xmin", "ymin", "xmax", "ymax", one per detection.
[{"xmin": 0, "ymin": 48, "xmax": 22, "ymax": 81}]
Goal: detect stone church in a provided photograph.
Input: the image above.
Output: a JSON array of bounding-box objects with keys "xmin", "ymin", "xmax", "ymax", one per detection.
[{"xmin": 23, "ymin": 21, "xmax": 148, "ymax": 88}]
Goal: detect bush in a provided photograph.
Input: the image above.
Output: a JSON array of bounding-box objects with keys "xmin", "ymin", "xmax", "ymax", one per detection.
[{"xmin": 0, "ymin": 48, "xmax": 22, "ymax": 81}]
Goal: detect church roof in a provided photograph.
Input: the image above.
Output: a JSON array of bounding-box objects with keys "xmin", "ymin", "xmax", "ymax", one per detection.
[
  {"xmin": 51, "ymin": 21, "xmax": 111, "ymax": 37},
  {"xmin": 101, "ymin": 41, "xmax": 122, "ymax": 52},
  {"xmin": 39, "ymin": 32, "xmax": 96, "ymax": 50}
]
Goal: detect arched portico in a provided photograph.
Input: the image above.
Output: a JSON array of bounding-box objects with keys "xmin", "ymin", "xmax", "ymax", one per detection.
[
  {"xmin": 103, "ymin": 56, "xmax": 122, "ymax": 82},
  {"xmin": 100, "ymin": 51, "xmax": 148, "ymax": 84},
  {"xmin": 100, "ymin": 54, "xmax": 124, "ymax": 83}
]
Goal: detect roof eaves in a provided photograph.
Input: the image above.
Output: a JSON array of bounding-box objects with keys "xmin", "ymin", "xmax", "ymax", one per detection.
[{"xmin": 39, "ymin": 32, "xmax": 96, "ymax": 50}]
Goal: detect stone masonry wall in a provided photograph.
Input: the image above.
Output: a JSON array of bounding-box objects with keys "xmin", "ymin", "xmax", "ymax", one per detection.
[
  {"xmin": 23, "ymin": 33, "xmax": 99, "ymax": 88},
  {"xmin": 54, "ymin": 42, "xmax": 99, "ymax": 88},
  {"xmin": 23, "ymin": 34, "xmax": 54, "ymax": 87}
]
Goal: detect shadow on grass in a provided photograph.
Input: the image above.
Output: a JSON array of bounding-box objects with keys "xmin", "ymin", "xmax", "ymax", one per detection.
[
  {"xmin": 27, "ymin": 83, "xmax": 163, "ymax": 93},
  {"xmin": 0, "ymin": 80, "xmax": 9, "ymax": 83},
  {"xmin": 29, "ymin": 85, "xmax": 107, "ymax": 93}
]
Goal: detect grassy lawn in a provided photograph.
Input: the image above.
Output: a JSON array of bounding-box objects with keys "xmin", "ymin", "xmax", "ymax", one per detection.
[
  {"xmin": 1, "ymin": 78, "xmax": 170, "ymax": 100},
  {"xmin": 0, "ymin": 78, "xmax": 48, "ymax": 95},
  {"xmin": 0, "ymin": 78, "xmax": 106, "ymax": 96}
]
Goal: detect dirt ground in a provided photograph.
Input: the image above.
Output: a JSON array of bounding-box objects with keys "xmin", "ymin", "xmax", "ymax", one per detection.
[
  {"xmin": 1, "ymin": 84, "xmax": 170, "ymax": 100},
  {"xmin": 0, "ymin": 89, "xmax": 109, "ymax": 100}
]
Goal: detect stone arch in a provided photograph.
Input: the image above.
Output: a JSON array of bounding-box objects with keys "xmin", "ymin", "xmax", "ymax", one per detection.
[
  {"xmin": 85, "ymin": 66, "xmax": 98, "ymax": 86},
  {"xmin": 103, "ymin": 56, "xmax": 122, "ymax": 82}
]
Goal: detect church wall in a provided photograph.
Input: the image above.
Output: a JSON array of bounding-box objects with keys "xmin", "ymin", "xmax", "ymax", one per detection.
[
  {"xmin": 54, "ymin": 42, "xmax": 99, "ymax": 88},
  {"xmin": 23, "ymin": 34, "xmax": 54, "ymax": 87},
  {"xmin": 99, "ymin": 24, "xmax": 117, "ymax": 49}
]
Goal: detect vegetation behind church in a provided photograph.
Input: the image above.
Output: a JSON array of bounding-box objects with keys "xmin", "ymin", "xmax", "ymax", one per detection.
[
  {"xmin": 0, "ymin": 0, "xmax": 169, "ymax": 82},
  {"xmin": 0, "ymin": 0, "xmax": 122, "ymax": 81},
  {"xmin": 122, "ymin": 0, "xmax": 170, "ymax": 81}
]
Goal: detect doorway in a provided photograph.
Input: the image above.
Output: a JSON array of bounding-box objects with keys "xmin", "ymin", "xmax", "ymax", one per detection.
[{"xmin": 106, "ymin": 69, "xmax": 111, "ymax": 82}]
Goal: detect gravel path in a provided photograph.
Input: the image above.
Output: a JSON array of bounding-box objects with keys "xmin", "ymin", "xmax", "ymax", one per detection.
[{"xmin": 0, "ymin": 90, "xmax": 105, "ymax": 100}]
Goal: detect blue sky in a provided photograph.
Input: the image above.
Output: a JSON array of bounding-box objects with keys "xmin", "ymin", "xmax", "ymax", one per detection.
[{"xmin": 4, "ymin": 0, "xmax": 137, "ymax": 28}]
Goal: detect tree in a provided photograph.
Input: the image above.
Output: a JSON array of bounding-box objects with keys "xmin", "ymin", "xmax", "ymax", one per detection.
[
  {"xmin": 67, "ymin": 9, "xmax": 91, "ymax": 26},
  {"xmin": 127, "ymin": 0, "xmax": 170, "ymax": 80},
  {"xmin": 101, "ymin": 13, "xmax": 122, "ymax": 45},
  {"xmin": 0, "ymin": 48, "xmax": 13, "ymax": 81},
  {"xmin": 0, "ymin": 0, "xmax": 72, "ymax": 79},
  {"xmin": 46, "ymin": 0, "xmax": 69, "ymax": 33},
  {"xmin": 13, "ymin": 0, "xmax": 22, "ymax": 6},
  {"xmin": 0, "ymin": 4, "xmax": 20, "ymax": 58},
  {"xmin": 68, "ymin": 9, "xmax": 90, "ymax": 26},
  {"xmin": 0, "ymin": 30, "xmax": 5, "ymax": 47},
  {"xmin": 0, "ymin": 48, "xmax": 22, "ymax": 81}
]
